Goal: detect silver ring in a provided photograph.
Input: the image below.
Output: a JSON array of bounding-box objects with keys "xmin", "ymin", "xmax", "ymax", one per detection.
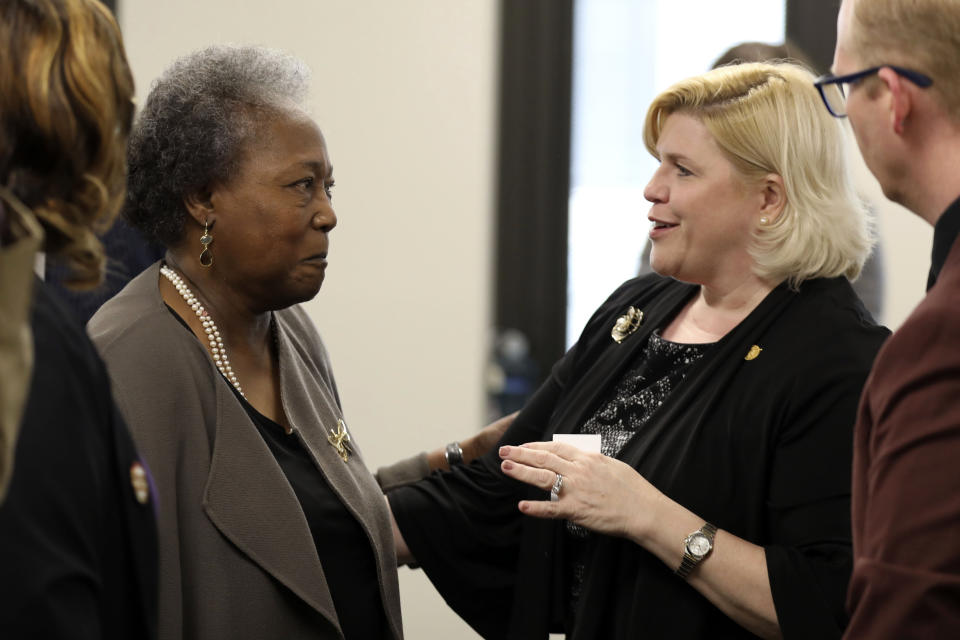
[{"xmin": 550, "ymin": 473, "xmax": 563, "ymax": 502}]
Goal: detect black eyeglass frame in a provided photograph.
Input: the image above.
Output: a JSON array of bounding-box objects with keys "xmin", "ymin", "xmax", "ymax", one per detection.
[{"xmin": 813, "ymin": 65, "xmax": 934, "ymax": 118}]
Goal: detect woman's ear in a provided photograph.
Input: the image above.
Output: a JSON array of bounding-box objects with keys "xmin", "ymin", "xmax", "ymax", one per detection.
[
  {"xmin": 183, "ymin": 187, "xmax": 215, "ymax": 226},
  {"xmin": 760, "ymin": 174, "xmax": 786, "ymax": 222}
]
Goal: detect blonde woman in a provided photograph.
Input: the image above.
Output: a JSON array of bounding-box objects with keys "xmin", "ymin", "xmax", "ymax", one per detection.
[{"xmin": 388, "ymin": 63, "xmax": 888, "ymax": 639}]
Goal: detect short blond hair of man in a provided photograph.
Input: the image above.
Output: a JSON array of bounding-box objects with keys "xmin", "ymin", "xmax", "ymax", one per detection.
[
  {"xmin": 849, "ymin": 0, "xmax": 960, "ymax": 120},
  {"xmin": 644, "ymin": 62, "xmax": 872, "ymax": 288}
]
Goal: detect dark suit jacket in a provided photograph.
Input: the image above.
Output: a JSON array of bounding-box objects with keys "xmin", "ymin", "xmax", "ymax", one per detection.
[
  {"xmin": 88, "ymin": 262, "xmax": 403, "ymax": 640},
  {"xmin": 0, "ymin": 280, "xmax": 157, "ymax": 639},
  {"xmin": 847, "ymin": 231, "xmax": 960, "ymax": 638}
]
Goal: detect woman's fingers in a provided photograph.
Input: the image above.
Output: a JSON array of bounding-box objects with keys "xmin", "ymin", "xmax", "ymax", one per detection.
[
  {"xmin": 498, "ymin": 441, "xmax": 578, "ymax": 472},
  {"xmin": 500, "ymin": 458, "xmax": 558, "ymax": 491},
  {"xmin": 519, "ymin": 440, "xmax": 581, "ymax": 459},
  {"xmin": 499, "ymin": 444, "xmax": 554, "ymax": 470},
  {"xmin": 499, "ymin": 443, "xmax": 658, "ymax": 538},
  {"xmin": 499, "ymin": 441, "xmax": 638, "ymax": 526},
  {"xmin": 499, "ymin": 443, "xmax": 580, "ymax": 521},
  {"xmin": 499, "ymin": 459, "xmax": 568, "ymax": 520},
  {"xmin": 518, "ymin": 498, "xmax": 562, "ymax": 519}
]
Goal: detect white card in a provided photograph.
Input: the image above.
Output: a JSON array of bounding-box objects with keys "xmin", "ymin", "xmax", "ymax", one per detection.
[{"xmin": 552, "ymin": 433, "xmax": 601, "ymax": 453}]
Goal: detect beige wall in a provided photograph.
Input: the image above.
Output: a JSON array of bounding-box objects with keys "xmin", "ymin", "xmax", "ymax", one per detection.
[
  {"xmin": 873, "ymin": 190, "xmax": 933, "ymax": 331},
  {"xmin": 119, "ymin": 2, "xmax": 496, "ymax": 638}
]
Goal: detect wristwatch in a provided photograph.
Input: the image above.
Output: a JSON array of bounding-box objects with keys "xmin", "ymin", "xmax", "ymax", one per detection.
[{"xmin": 675, "ymin": 522, "xmax": 717, "ymax": 579}]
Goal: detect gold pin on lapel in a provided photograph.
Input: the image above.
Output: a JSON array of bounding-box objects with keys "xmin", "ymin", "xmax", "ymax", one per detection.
[
  {"xmin": 611, "ymin": 307, "xmax": 644, "ymax": 343},
  {"xmin": 327, "ymin": 418, "xmax": 353, "ymax": 462},
  {"xmin": 130, "ymin": 461, "xmax": 150, "ymax": 505},
  {"xmin": 744, "ymin": 345, "xmax": 763, "ymax": 361}
]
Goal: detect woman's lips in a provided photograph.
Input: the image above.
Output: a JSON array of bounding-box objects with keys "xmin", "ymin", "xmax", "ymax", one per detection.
[{"xmin": 649, "ymin": 220, "xmax": 677, "ymax": 239}]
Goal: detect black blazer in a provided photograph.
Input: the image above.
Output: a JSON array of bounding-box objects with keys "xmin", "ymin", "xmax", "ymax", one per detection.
[
  {"xmin": 0, "ymin": 280, "xmax": 157, "ymax": 639},
  {"xmin": 391, "ymin": 274, "xmax": 889, "ymax": 639}
]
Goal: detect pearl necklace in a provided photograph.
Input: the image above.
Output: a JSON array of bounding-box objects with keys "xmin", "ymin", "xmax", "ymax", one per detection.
[{"xmin": 160, "ymin": 264, "xmax": 245, "ymax": 397}]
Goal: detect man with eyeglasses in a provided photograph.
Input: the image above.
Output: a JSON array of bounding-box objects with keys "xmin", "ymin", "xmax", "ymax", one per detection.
[{"xmin": 820, "ymin": 0, "xmax": 960, "ymax": 637}]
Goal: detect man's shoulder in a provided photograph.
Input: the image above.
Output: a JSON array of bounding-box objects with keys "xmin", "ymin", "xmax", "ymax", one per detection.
[
  {"xmin": 866, "ymin": 275, "xmax": 960, "ymax": 410},
  {"xmin": 888, "ymin": 275, "xmax": 960, "ymax": 355}
]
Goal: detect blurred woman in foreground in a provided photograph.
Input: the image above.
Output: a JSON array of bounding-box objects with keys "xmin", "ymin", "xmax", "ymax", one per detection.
[{"xmin": 0, "ymin": 1, "xmax": 156, "ymax": 638}]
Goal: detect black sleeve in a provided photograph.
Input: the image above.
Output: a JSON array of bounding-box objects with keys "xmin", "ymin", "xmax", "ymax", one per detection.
[
  {"xmin": 0, "ymin": 332, "xmax": 111, "ymax": 637},
  {"xmin": 387, "ymin": 276, "xmax": 662, "ymax": 638},
  {"xmin": 0, "ymin": 287, "xmax": 156, "ymax": 640},
  {"xmin": 388, "ymin": 354, "xmax": 569, "ymax": 639},
  {"xmin": 763, "ymin": 324, "xmax": 883, "ymax": 640}
]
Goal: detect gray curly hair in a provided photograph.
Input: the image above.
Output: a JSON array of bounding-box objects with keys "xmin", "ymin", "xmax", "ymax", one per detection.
[{"xmin": 124, "ymin": 45, "xmax": 310, "ymax": 246}]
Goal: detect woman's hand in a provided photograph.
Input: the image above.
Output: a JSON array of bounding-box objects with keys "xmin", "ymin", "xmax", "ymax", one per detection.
[
  {"xmin": 501, "ymin": 440, "xmax": 782, "ymax": 639},
  {"xmin": 498, "ymin": 441, "xmax": 663, "ymax": 543}
]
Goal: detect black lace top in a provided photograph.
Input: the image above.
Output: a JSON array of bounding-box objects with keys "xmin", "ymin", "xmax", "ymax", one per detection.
[{"xmin": 566, "ymin": 331, "xmax": 714, "ymax": 611}]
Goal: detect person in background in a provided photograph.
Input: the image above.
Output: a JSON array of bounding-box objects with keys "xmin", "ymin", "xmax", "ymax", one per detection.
[
  {"xmin": 822, "ymin": 0, "xmax": 960, "ymax": 636},
  {"xmin": 0, "ymin": 0, "xmax": 157, "ymax": 638},
  {"xmin": 0, "ymin": 171, "xmax": 42, "ymax": 504},
  {"xmin": 387, "ymin": 62, "xmax": 889, "ymax": 639},
  {"xmin": 637, "ymin": 40, "xmax": 886, "ymax": 321},
  {"xmin": 45, "ymin": 217, "xmax": 164, "ymax": 324}
]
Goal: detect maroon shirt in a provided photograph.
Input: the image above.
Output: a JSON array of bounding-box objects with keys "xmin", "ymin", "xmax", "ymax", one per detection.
[{"xmin": 847, "ymin": 199, "xmax": 960, "ymax": 638}]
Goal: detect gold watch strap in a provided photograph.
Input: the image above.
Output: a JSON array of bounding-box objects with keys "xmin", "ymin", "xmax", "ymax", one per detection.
[{"xmin": 675, "ymin": 522, "xmax": 717, "ymax": 579}]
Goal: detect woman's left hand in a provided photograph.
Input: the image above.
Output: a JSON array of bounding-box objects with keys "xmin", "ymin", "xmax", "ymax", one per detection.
[
  {"xmin": 499, "ymin": 441, "xmax": 662, "ymax": 543},
  {"xmin": 502, "ymin": 441, "xmax": 781, "ymax": 639}
]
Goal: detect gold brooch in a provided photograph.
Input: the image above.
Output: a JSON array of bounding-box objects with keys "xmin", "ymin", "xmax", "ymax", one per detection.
[
  {"xmin": 611, "ymin": 307, "xmax": 644, "ymax": 343},
  {"xmin": 327, "ymin": 418, "xmax": 353, "ymax": 462},
  {"xmin": 744, "ymin": 345, "xmax": 763, "ymax": 361}
]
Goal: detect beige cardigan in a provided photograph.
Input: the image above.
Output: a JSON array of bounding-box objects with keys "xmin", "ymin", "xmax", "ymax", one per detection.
[{"xmin": 89, "ymin": 262, "xmax": 403, "ymax": 639}]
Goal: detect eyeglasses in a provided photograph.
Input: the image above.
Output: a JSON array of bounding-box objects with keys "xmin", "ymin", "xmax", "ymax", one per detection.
[{"xmin": 813, "ymin": 65, "xmax": 933, "ymax": 118}]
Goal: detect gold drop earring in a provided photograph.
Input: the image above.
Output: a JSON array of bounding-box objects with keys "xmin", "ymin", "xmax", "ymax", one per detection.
[{"xmin": 199, "ymin": 220, "xmax": 214, "ymax": 267}]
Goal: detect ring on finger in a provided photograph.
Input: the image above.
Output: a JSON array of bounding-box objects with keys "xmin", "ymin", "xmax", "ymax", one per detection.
[{"xmin": 550, "ymin": 473, "xmax": 564, "ymax": 502}]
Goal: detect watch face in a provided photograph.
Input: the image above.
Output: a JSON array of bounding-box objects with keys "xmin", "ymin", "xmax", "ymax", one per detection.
[{"xmin": 687, "ymin": 533, "xmax": 711, "ymax": 557}]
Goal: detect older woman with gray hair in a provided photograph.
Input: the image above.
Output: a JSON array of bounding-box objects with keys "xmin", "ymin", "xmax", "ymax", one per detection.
[{"xmin": 88, "ymin": 45, "xmax": 416, "ymax": 639}]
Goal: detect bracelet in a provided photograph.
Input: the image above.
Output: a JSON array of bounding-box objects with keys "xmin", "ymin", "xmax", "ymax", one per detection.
[{"xmin": 444, "ymin": 441, "xmax": 464, "ymax": 467}]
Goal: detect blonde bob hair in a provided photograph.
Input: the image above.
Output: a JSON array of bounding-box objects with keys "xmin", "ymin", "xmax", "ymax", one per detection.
[
  {"xmin": 643, "ymin": 62, "xmax": 872, "ymax": 288},
  {"xmin": 0, "ymin": 0, "xmax": 134, "ymax": 289}
]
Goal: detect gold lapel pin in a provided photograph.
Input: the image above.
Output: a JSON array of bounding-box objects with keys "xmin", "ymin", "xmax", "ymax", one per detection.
[
  {"xmin": 327, "ymin": 418, "xmax": 353, "ymax": 462},
  {"xmin": 745, "ymin": 345, "xmax": 763, "ymax": 361},
  {"xmin": 611, "ymin": 307, "xmax": 644, "ymax": 343}
]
